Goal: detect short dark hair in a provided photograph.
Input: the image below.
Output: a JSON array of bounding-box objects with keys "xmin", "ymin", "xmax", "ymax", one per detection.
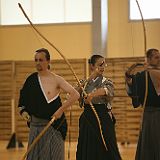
[
  {"xmin": 36, "ymin": 48, "xmax": 50, "ymax": 61},
  {"xmin": 88, "ymin": 54, "xmax": 104, "ymax": 66},
  {"xmin": 146, "ymin": 48, "xmax": 159, "ymax": 59}
]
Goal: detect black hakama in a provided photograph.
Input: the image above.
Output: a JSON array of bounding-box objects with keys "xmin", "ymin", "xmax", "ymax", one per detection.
[{"xmin": 76, "ymin": 104, "xmax": 121, "ymax": 160}]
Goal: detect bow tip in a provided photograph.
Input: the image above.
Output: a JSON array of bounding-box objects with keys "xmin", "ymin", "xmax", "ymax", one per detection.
[{"xmin": 18, "ymin": 3, "xmax": 21, "ymax": 7}]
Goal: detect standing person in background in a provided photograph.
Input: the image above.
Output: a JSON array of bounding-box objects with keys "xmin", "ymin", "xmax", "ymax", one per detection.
[
  {"xmin": 76, "ymin": 54, "xmax": 122, "ymax": 160},
  {"xmin": 125, "ymin": 48, "xmax": 160, "ymax": 160},
  {"xmin": 18, "ymin": 48, "xmax": 80, "ymax": 160}
]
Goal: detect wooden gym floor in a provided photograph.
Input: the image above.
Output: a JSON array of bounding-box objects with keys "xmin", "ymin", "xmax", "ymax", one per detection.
[{"xmin": 0, "ymin": 141, "xmax": 136, "ymax": 160}]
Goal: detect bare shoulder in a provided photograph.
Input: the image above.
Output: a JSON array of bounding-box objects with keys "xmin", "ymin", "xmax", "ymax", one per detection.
[
  {"xmin": 50, "ymin": 72, "xmax": 56, "ymax": 77},
  {"xmin": 54, "ymin": 74, "xmax": 65, "ymax": 81},
  {"xmin": 53, "ymin": 74, "xmax": 75, "ymax": 92},
  {"xmin": 50, "ymin": 72, "xmax": 62, "ymax": 80},
  {"xmin": 52, "ymin": 73, "xmax": 68, "ymax": 87}
]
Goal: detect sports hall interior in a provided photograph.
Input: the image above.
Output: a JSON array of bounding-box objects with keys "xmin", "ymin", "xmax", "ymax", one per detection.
[{"xmin": 0, "ymin": 0, "xmax": 160, "ymax": 160}]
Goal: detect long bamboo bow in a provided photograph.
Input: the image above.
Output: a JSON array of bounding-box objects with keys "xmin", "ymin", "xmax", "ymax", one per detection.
[
  {"xmin": 135, "ymin": 0, "xmax": 148, "ymax": 108},
  {"xmin": 126, "ymin": 1, "xmax": 148, "ymax": 107},
  {"xmin": 127, "ymin": 0, "xmax": 147, "ymax": 73},
  {"xmin": 135, "ymin": 0, "xmax": 147, "ymax": 54},
  {"xmin": 18, "ymin": 3, "xmax": 108, "ymax": 160}
]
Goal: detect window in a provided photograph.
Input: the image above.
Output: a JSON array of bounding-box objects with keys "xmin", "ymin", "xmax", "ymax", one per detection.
[
  {"xmin": 129, "ymin": 0, "xmax": 160, "ymax": 20},
  {"xmin": 0, "ymin": 0, "xmax": 92, "ymax": 25}
]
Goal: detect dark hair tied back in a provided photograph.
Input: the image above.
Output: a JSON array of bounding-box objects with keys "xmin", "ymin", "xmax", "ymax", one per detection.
[
  {"xmin": 88, "ymin": 54, "xmax": 104, "ymax": 65},
  {"xmin": 36, "ymin": 48, "xmax": 50, "ymax": 61}
]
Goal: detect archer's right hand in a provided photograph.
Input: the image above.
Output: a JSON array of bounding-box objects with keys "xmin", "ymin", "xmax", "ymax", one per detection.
[{"xmin": 21, "ymin": 111, "xmax": 31, "ymax": 121}]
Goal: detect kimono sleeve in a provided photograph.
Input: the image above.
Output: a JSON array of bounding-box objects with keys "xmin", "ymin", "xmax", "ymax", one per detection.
[
  {"xmin": 102, "ymin": 78, "xmax": 114, "ymax": 102},
  {"xmin": 18, "ymin": 78, "xmax": 30, "ymax": 115},
  {"xmin": 126, "ymin": 73, "xmax": 143, "ymax": 108}
]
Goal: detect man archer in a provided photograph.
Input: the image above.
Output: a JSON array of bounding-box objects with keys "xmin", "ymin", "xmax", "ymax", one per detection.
[
  {"xmin": 125, "ymin": 48, "xmax": 160, "ymax": 160},
  {"xmin": 18, "ymin": 48, "xmax": 79, "ymax": 160}
]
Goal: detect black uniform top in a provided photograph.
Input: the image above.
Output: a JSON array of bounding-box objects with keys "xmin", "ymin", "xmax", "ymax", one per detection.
[
  {"xmin": 127, "ymin": 71, "xmax": 160, "ymax": 108},
  {"xmin": 18, "ymin": 72, "xmax": 67, "ymax": 139}
]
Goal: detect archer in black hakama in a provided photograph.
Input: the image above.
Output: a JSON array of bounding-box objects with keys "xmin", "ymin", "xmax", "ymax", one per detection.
[
  {"xmin": 76, "ymin": 76, "xmax": 122, "ymax": 160},
  {"xmin": 18, "ymin": 72, "xmax": 67, "ymax": 160},
  {"xmin": 126, "ymin": 71, "xmax": 160, "ymax": 160}
]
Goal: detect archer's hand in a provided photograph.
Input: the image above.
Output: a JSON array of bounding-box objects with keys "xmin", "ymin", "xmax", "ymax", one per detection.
[
  {"xmin": 52, "ymin": 107, "xmax": 64, "ymax": 120},
  {"xmin": 21, "ymin": 111, "xmax": 31, "ymax": 121},
  {"xmin": 126, "ymin": 63, "xmax": 144, "ymax": 75},
  {"xmin": 84, "ymin": 93, "xmax": 93, "ymax": 104}
]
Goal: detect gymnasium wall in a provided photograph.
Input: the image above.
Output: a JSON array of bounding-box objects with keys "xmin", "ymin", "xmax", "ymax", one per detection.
[
  {"xmin": 0, "ymin": 0, "xmax": 160, "ymax": 61},
  {"xmin": 0, "ymin": 57, "xmax": 145, "ymax": 143}
]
